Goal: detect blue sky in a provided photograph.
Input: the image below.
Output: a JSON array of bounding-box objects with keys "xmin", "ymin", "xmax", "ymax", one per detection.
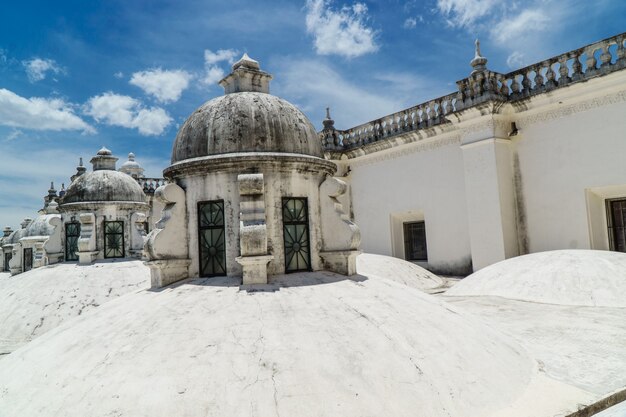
[{"xmin": 1, "ymin": 0, "xmax": 625, "ymax": 228}]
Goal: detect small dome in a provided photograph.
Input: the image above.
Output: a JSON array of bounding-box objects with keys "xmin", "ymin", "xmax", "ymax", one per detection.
[
  {"xmin": 445, "ymin": 250, "xmax": 626, "ymax": 307},
  {"xmin": 62, "ymin": 170, "xmax": 146, "ymax": 204},
  {"xmin": 171, "ymin": 92, "xmax": 323, "ymax": 163},
  {"xmin": 119, "ymin": 152, "xmax": 144, "ymax": 175}
]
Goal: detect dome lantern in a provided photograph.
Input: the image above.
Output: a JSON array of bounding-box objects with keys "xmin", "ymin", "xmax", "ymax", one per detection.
[
  {"xmin": 91, "ymin": 146, "xmax": 118, "ymax": 171},
  {"xmin": 218, "ymin": 53, "xmax": 273, "ymax": 94}
]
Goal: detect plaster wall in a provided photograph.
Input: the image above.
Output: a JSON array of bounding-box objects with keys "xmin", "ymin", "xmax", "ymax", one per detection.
[
  {"xmin": 180, "ymin": 168, "xmax": 325, "ymax": 279},
  {"xmin": 60, "ymin": 204, "xmax": 148, "ymax": 261},
  {"xmin": 514, "ymin": 98, "xmax": 626, "ymax": 253},
  {"xmin": 347, "ymin": 138, "xmax": 472, "ymax": 275}
]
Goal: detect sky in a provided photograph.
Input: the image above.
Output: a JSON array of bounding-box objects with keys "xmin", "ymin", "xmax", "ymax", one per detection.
[{"xmin": 0, "ymin": 0, "xmax": 625, "ymax": 228}]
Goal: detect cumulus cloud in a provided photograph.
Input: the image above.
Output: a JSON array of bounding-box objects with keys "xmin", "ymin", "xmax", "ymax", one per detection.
[
  {"xmin": 130, "ymin": 68, "xmax": 193, "ymax": 103},
  {"xmin": 84, "ymin": 92, "xmax": 172, "ymax": 136},
  {"xmin": 202, "ymin": 49, "xmax": 239, "ymax": 86},
  {"xmin": 506, "ymin": 51, "xmax": 525, "ymax": 68},
  {"xmin": 22, "ymin": 58, "xmax": 64, "ymax": 82},
  {"xmin": 275, "ymin": 58, "xmax": 437, "ymax": 129},
  {"xmin": 491, "ymin": 9, "xmax": 550, "ymax": 44},
  {"xmin": 114, "ymin": 71, "xmax": 124, "ymax": 79},
  {"xmin": 305, "ymin": 0, "xmax": 378, "ymax": 58},
  {"xmin": 436, "ymin": 0, "xmax": 498, "ymax": 30},
  {"xmin": 0, "ymin": 88, "xmax": 93, "ymax": 133}
]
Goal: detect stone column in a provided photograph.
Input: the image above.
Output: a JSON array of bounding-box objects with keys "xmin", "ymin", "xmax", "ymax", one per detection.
[
  {"xmin": 460, "ymin": 118, "xmax": 519, "ymax": 271},
  {"xmin": 235, "ymin": 174, "xmax": 273, "ymax": 285}
]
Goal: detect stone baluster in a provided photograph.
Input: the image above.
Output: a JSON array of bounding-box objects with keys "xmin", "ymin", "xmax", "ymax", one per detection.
[
  {"xmin": 600, "ymin": 44, "xmax": 612, "ymax": 68},
  {"xmin": 497, "ymin": 74, "xmax": 508, "ymax": 97},
  {"xmin": 533, "ymin": 65, "xmax": 545, "ymax": 91},
  {"xmin": 571, "ymin": 51, "xmax": 583, "ymax": 81},
  {"xmin": 617, "ymin": 36, "xmax": 626, "ymax": 67},
  {"xmin": 585, "ymin": 46, "xmax": 598, "ymax": 74},
  {"xmin": 545, "ymin": 61, "xmax": 557, "ymax": 89},
  {"xmin": 510, "ymin": 74, "xmax": 520, "ymax": 96},
  {"xmin": 521, "ymin": 71, "xmax": 532, "ymax": 95},
  {"xmin": 558, "ymin": 55, "xmax": 570, "ymax": 86}
]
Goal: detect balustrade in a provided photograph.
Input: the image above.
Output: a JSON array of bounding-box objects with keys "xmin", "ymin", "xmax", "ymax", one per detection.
[
  {"xmin": 322, "ymin": 32, "xmax": 626, "ymax": 153},
  {"xmin": 137, "ymin": 178, "xmax": 169, "ymax": 194}
]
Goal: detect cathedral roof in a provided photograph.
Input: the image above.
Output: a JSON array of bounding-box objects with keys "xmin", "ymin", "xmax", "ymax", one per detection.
[{"xmin": 170, "ymin": 55, "xmax": 323, "ymax": 164}]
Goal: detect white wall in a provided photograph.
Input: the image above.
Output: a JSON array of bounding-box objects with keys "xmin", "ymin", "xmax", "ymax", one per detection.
[
  {"xmin": 514, "ymin": 99, "xmax": 626, "ymax": 253},
  {"xmin": 348, "ymin": 137, "xmax": 472, "ymax": 275}
]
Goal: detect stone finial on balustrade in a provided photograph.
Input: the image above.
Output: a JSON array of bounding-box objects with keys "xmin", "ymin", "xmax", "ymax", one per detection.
[
  {"xmin": 321, "ymin": 107, "xmax": 341, "ymax": 149},
  {"xmin": 470, "ymin": 39, "xmax": 488, "ymax": 74}
]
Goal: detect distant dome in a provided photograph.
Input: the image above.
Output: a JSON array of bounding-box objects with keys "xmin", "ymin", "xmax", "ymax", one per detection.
[
  {"xmin": 445, "ymin": 250, "xmax": 626, "ymax": 307},
  {"xmin": 62, "ymin": 170, "xmax": 146, "ymax": 204},
  {"xmin": 171, "ymin": 92, "xmax": 323, "ymax": 164}
]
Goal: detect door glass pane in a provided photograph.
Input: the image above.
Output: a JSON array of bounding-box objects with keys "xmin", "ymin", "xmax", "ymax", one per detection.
[
  {"xmin": 198, "ymin": 201, "xmax": 227, "ymax": 277},
  {"xmin": 282, "ymin": 198, "xmax": 311, "ymax": 272}
]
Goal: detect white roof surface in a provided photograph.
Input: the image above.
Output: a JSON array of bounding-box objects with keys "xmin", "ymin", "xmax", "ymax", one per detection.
[
  {"xmin": 445, "ymin": 250, "xmax": 626, "ymax": 307},
  {"xmin": 0, "ymin": 254, "xmax": 623, "ymax": 416},
  {"xmin": 0, "ymin": 260, "xmax": 149, "ymax": 354}
]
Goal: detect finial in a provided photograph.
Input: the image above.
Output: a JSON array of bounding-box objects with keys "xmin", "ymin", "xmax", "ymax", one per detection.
[
  {"xmin": 220, "ymin": 53, "xmax": 272, "ymax": 94},
  {"xmin": 79, "ymin": 157, "xmax": 84, "ymax": 167},
  {"xmin": 128, "ymin": 152, "xmax": 136, "ymax": 161},
  {"xmin": 323, "ymin": 107, "xmax": 335, "ymax": 130},
  {"xmin": 470, "ymin": 38, "xmax": 488, "ymax": 74}
]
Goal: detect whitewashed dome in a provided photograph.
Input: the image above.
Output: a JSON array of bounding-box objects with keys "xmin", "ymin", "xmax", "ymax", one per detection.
[
  {"xmin": 170, "ymin": 54, "xmax": 323, "ymax": 164},
  {"xmin": 445, "ymin": 250, "xmax": 626, "ymax": 307},
  {"xmin": 62, "ymin": 147, "xmax": 146, "ymax": 204}
]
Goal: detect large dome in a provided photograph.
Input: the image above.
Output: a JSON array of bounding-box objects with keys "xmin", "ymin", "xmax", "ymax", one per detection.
[
  {"xmin": 62, "ymin": 170, "xmax": 146, "ymax": 204},
  {"xmin": 170, "ymin": 54, "xmax": 323, "ymax": 164},
  {"xmin": 171, "ymin": 92, "xmax": 323, "ymax": 163}
]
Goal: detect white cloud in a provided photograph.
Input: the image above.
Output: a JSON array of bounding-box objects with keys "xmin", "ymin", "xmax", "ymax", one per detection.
[
  {"xmin": 275, "ymin": 58, "xmax": 434, "ymax": 129},
  {"xmin": 404, "ymin": 17, "xmax": 417, "ymax": 29},
  {"xmin": 130, "ymin": 68, "xmax": 193, "ymax": 103},
  {"xmin": 436, "ymin": 0, "xmax": 498, "ymax": 30},
  {"xmin": 114, "ymin": 71, "xmax": 124, "ymax": 79},
  {"xmin": 204, "ymin": 49, "xmax": 238, "ymax": 66},
  {"xmin": 305, "ymin": 0, "xmax": 378, "ymax": 58},
  {"xmin": 6, "ymin": 129, "xmax": 23, "ymax": 141},
  {"xmin": 22, "ymin": 58, "xmax": 64, "ymax": 82},
  {"xmin": 84, "ymin": 92, "xmax": 172, "ymax": 136},
  {"xmin": 506, "ymin": 51, "xmax": 525, "ymax": 68},
  {"xmin": 491, "ymin": 9, "xmax": 550, "ymax": 44},
  {"xmin": 0, "ymin": 89, "xmax": 93, "ymax": 133},
  {"xmin": 202, "ymin": 49, "xmax": 238, "ymax": 87}
]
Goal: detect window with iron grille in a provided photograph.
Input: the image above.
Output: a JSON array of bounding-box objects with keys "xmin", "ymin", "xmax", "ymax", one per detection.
[
  {"xmin": 65, "ymin": 222, "xmax": 80, "ymax": 261},
  {"xmin": 198, "ymin": 200, "xmax": 227, "ymax": 277},
  {"xmin": 282, "ymin": 197, "xmax": 311, "ymax": 272},
  {"xmin": 104, "ymin": 221, "xmax": 125, "ymax": 258},
  {"xmin": 403, "ymin": 221, "xmax": 428, "ymax": 261},
  {"xmin": 607, "ymin": 198, "xmax": 626, "ymax": 253}
]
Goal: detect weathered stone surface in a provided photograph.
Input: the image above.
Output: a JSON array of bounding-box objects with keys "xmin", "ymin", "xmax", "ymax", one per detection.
[
  {"xmin": 171, "ymin": 92, "xmax": 323, "ymax": 163},
  {"xmin": 62, "ymin": 170, "xmax": 146, "ymax": 204}
]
